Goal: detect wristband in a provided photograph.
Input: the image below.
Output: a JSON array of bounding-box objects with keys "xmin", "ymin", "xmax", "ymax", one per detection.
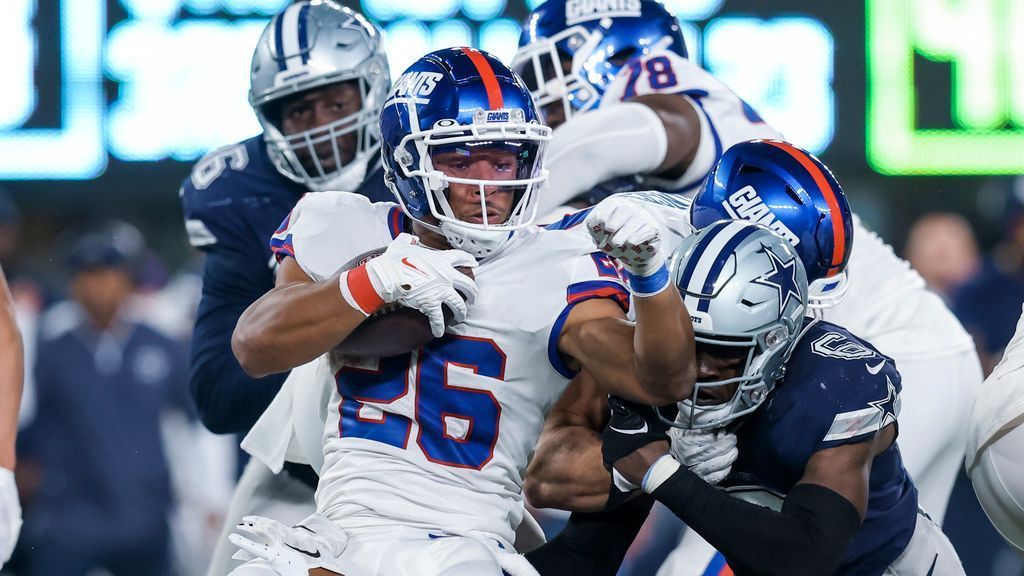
[
  {"xmin": 338, "ymin": 265, "xmax": 385, "ymax": 316},
  {"xmin": 642, "ymin": 453, "xmax": 681, "ymax": 494},
  {"xmin": 627, "ymin": 263, "xmax": 670, "ymax": 297}
]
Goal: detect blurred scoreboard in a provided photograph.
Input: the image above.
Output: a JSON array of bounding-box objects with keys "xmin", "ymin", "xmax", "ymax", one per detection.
[{"xmin": 2, "ymin": 0, "xmax": 1021, "ymax": 180}]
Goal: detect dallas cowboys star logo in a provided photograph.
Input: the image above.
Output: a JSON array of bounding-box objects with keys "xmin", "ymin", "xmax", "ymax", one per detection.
[
  {"xmin": 867, "ymin": 377, "xmax": 900, "ymax": 429},
  {"xmin": 751, "ymin": 243, "xmax": 803, "ymax": 316}
]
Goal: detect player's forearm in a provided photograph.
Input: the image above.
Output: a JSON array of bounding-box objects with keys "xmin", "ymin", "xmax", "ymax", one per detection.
[
  {"xmin": 628, "ymin": 94, "xmax": 701, "ymax": 179},
  {"xmin": 631, "ymin": 288, "xmax": 695, "ymax": 403},
  {"xmin": 0, "ymin": 269, "xmax": 22, "ymax": 469},
  {"xmin": 649, "ymin": 465, "xmax": 860, "ymax": 576},
  {"xmin": 525, "ymin": 422, "xmax": 609, "ymax": 512},
  {"xmin": 232, "ymin": 277, "xmax": 365, "ymax": 377},
  {"xmin": 540, "ymin": 103, "xmax": 668, "ymax": 214}
]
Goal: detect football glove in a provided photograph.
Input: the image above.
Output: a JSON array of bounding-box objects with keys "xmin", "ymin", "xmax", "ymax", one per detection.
[
  {"xmin": 585, "ymin": 195, "xmax": 667, "ymax": 277},
  {"xmin": 0, "ymin": 467, "xmax": 20, "ymax": 568},
  {"xmin": 342, "ymin": 233, "xmax": 478, "ymax": 337},
  {"xmin": 230, "ymin": 514, "xmax": 362, "ymax": 576},
  {"xmin": 668, "ymin": 427, "xmax": 738, "ymax": 486}
]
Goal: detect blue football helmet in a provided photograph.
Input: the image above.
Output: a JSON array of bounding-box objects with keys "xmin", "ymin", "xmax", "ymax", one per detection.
[
  {"xmin": 690, "ymin": 139, "xmax": 854, "ymax": 309},
  {"xmin": 512, "ymin": 0, "xmax": 687, "ymax": 125},
  {"xmin": 669, "ymin": 220, "xmax": 809, "ymax": 429},
  {"xmin": 380, "ymin": 47, "xmax": 552, "ymax": 258}
]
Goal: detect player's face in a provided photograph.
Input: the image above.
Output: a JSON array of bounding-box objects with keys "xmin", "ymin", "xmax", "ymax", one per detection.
[
  {"xmin": 71, "ymin": 267, "xmax": 134, "ymax": 327},
  {"xmin": 278, "ymin": 81, "xmax": 363, "ymax": 171},
  {"xmin": 693, "ymin": 342, "xmax": 746, "ymax": 405},
  {"xmin": 431, "ymin": 148, "xmax": 520, "ymax": 225},
  {"xmin": 518, "ymin": 53, "xmax": 573, "ymax": 129}
]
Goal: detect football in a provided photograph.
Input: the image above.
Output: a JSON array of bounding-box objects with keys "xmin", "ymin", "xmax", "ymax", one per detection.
[{"xmin": 334, "ymin": 247, "xmax": 474, "ymax": 357}]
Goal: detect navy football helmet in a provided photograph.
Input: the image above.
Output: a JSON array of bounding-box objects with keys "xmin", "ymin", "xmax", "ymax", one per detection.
[
  {"xmin": 380, "ymin": 47, "xmax": 552, "ymax": 258},
  {"xmin": 512, "ymin": 0, "xmax": 687, "ymax": 125},
  {"xmin": 690, "ymin": 140, "xmax": 854, "ymax": 309},
  {"xmin": 669, "ymin": 220, "xmax": 809, "ymax": 429}
]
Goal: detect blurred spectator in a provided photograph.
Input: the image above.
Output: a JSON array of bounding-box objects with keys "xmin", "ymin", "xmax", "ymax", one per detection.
[
  {"xmin": 953, "ymin": 195, "xmax": 1024, "ymax": 376},
  {"xmin": 16, "ymin": 232, "xmax": 190, "ymax": 576},
  {"xmin": 905, "ymin": 212, "xmax": 980, "ymax": 301}
]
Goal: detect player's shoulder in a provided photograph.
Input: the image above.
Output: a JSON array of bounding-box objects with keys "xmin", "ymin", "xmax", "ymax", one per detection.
[
  {"xmin": 778, "ymin": 320, "xmax": 901, "ymax": 446},
  {"xmin": 602, "ymin": 49, "xmax": 722, "ymax": 106},
  {"xmin": 180, "ymin": 136, "xmax": 279, "ymax": 202},
  {"xmin": 290, "ymin": 191, "xmax": 399, "ymax": 230}
]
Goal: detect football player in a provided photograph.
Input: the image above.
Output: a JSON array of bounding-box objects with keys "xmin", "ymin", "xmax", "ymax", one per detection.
[
  {"xmin": 967, "ymin": 304, "xmax": 1024, "ymax": 558},
  {"xmin": 0, "ymin": 265, "xmax": 22, "ymax": 569},
  {"xmin": 603, "ymin": 221, "xmax": 965, "ymax": 575},
  {"xmin": 178, "ymin": 2, "xmax": 392, "ymax": 574},
  {"xmin": 514, "ymin": 0, "xmax": 980, "ymax": 534},
  {"xmin": 227, "ymin": 47, "xmax": 694, "ymax": 575}
]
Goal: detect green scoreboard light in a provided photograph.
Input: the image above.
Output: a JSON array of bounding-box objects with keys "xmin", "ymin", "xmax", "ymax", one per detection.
[{"xmin": 867, "ymin": 0, "xmax": 1024, "ymax": 175}]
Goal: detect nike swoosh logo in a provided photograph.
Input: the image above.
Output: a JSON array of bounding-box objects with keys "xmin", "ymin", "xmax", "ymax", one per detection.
[
  {"xmin": 866, "ymin": 359, "xmax": 886, "ymax": 375},
  {"xmin": 925, "ymin": 553, "xmax": 938, "ymax": 576},
  {"xmin": 608, "ymin": 422, "xmax": 649, "ymax": 435},
  {"xmin": 401, "ymin": 257, "xmax": 428, "ymax": 276},
  {"xmin": 284, "ymin": 543, "xmax": 321, "ymax": 558}
]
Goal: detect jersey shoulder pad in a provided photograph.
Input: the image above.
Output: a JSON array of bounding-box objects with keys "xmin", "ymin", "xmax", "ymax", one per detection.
[
  {"xmin": 180, "ymin": 136, "xmax": 285, "ymax": 250},
  {"xmin": 785, "ymin": 321, "xmax": 902, "ymax": 450},
  {"xmin": 271, "ymin": 192, "xmax": 402, "ymax": 281}
]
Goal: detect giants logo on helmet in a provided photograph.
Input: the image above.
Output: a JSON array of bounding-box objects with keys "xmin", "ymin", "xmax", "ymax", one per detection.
[
  {"xmin": 390, "ymin": 71, "xmax": 444, "ymax": 100},
  {"xmin": 565, "ymin": 0, "xmax": 642, "ymax": 26},
  {"xmin": 722, "ymin": 186, "xmax": 800, "ymax": 247}
]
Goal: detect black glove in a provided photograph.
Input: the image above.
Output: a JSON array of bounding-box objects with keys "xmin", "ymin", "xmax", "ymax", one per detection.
[{"xmin": 601, "ymin": 396, "xmax": 674, "ymax": 470}]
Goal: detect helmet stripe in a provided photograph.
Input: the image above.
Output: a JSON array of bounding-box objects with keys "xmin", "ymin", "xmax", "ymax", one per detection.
[
  {"xmin": 697, "ymin": 223, "xmax": 759, "ymax": 312},
  {"xmin": 460, "ymin": 47, "xmax": 505, "ymax": 110},
  {"xmin": 272, "ymin": 13, "xmax": 287, "ymax": 71},
  {"xmin": 278, "ymin": 2, "xmax": 304, "ymax": 72},
  {"xmin": 296, "ymin": 2, "xmax": 311, "ymax": 65},
  {"xmin": 763, "ymin": 140, "xmax": 845, "ymax": 276}
]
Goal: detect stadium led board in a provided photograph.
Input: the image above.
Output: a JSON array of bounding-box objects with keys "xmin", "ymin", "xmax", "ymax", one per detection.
[
  {"xmin": 6, "ymin": 0, "xmax": 1016, "ymax": 180},
  {"xmin": 866, "ymin": 0, "xmax": 1024, "ymax": 175}
]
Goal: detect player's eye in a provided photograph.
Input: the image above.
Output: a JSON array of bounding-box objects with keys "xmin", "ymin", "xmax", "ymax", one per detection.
[{"xmin": 494, "ymin": 162, "xmax": 513, "ymax": 172}]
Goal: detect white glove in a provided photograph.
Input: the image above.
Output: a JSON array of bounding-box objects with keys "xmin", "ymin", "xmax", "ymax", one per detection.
[
  {"xmin": 0, "ymin": 467, "xmax": 21, "ymax": 568},
  {"xmin": 230, "ymin": 514, "xmax": 363, "ymax": 576},
  {"xmin": 668, "ymin": 427, "xmax": 738, "ymax": 486},
  {"xmin": 584, "ymin": 195, "xmax": 666, "ymax": 277},
  {"xmin": 346, "ymin": 233, "xmax": 479, "ymax": 337}
]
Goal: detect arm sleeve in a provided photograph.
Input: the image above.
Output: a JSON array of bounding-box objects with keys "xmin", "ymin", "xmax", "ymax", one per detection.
[
  {"xmin": 651, "ymin": 467, "xmax": 860, "ymax": 576},
  {"xmin": 526, "ymin": 495, "xmax": 653, "ymax": 576}
]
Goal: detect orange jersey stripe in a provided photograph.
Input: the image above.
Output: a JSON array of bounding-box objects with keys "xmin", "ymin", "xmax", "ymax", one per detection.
[
  {"xmin": 764, "ymin": 140, "xmax": 846, "ymax": 276},
  {"xmin": 460, "ymin": 47, "xmax": 504, "ymax": 110}
]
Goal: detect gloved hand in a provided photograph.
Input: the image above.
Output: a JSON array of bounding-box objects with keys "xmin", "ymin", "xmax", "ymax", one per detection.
[
  {"xmin": 585, "ymin": 195, "xmax": 667, "ymax": 277},
  {"xmin": 343, "ymin": 233, "xmax": 478, "ymax": 337},
  {"xmin": 669, "ymin": 427, "xmax": 738, "ymax": 486},
  {"xmin": 601, "ymin": 396, "xmax": 673, "ymax": 509},
  {"xmin": 230, "ymin": 514, "xmax": 362, "ymax": 576},
  {"xmin": 0, "ymin": 467, "xmax": 21, "ymax": 568}
]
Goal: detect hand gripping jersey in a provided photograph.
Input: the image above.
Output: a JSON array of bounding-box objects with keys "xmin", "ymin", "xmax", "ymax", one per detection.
[
  {"xmin": 601, "ymin": 50, "xmax": 782, "ymax": 195},
  {"xmin": 270, "ymin": 191, "xmax": 630, "ymax": 547},
  {"xmin": 727, "ymin": 319, "xmax": 919, "ymax": 574},
  {"xmin": 179, "ymin": 135, "xmax": 392, "ymax": 433}
]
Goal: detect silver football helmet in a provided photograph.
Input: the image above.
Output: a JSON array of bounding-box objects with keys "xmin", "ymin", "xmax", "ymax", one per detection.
[
  {"xmin": 669, "ymin": 220, "xmax": 809, "ymax": 429},
  {"xmin": 250, "ymin": 0, "xmax": 390, "ymax": 191}
]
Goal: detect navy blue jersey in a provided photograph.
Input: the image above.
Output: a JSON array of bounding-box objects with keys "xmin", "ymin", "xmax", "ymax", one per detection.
[
  {"xmin": 180, "ymin": 134, "xmax": 392, "ymax": 434},
  {"xmin": 728, "ymin": 319, "xmax": 919, "ymax": 574}
]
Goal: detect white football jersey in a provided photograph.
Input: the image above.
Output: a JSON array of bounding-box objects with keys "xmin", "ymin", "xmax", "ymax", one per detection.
[
  {"xmin": 271, "ymin": 191, "xmax": 630, "ymax": 547},
  {"xmin": 968, "ymin": 305, "xmax": 1024, "ymax": 467},
  {"xmin": 601, "ymin": 50, "xmax": 783, "ymax": 194}
]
